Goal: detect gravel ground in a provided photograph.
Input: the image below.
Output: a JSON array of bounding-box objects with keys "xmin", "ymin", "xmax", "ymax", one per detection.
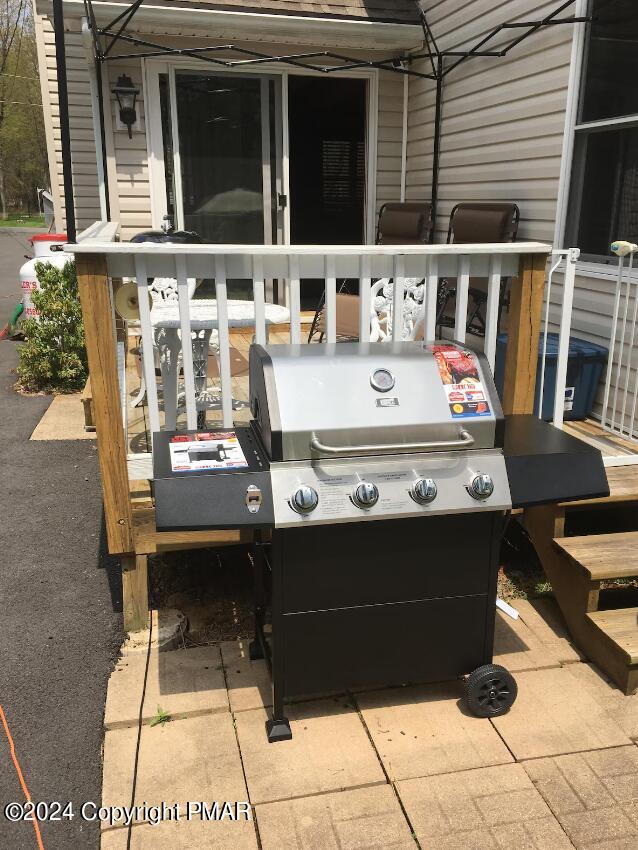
[{"xmin": 0, "ymin": 229, "xmax": 123, "ymax": 849}]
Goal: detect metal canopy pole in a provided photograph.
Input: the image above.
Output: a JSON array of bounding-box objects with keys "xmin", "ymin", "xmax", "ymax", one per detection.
[
  {"xmin": 94, "ymin": 58, "xmax": 111, "ymax": 220},
  {"xmin": 431, "ymin": 55, "xmax": 443, "ymax": 227},
  {"xmin": 53, "ymin": 0, "xmax": 76, "ymax": 242}
]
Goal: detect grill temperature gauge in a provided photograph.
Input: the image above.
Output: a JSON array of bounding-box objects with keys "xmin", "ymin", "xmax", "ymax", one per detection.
[
  {"xmin": 291, "ymin": 485, "xmax": 319, "ymax": 514},
  {"xmin": 411, "ymin": 478, "xmax": 437, "ymax": 504},
  {"xmin": 353, "ymin": 482, "xmax": 379, "ymax": 508}
]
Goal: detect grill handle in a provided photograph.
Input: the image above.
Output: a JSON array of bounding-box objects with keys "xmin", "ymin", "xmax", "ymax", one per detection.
[{"xmin": 309, "ymin": 429, "xmax": 475, "ymax": 456}]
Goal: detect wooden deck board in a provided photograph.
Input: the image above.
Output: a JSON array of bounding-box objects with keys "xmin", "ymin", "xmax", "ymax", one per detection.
[
  {"xmin": 563, "ymin": 418, "xmax": 638, "ymax": 457},
  {"xmin": 133, "ymin": 506, "xmax": 252, "ymax": 554},
  {"xmin": 554, "ymin": 532, "xmax": 638, "ymax": 581},
  {"xmin": 587, "ymin": 608, "xmax": 638, "ymax": 665},
  {"xmin": 561, "ymin": 465, "xmax": 638, "ymax": 507}
]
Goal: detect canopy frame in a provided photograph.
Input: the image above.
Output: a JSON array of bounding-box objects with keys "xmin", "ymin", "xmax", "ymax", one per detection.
[{"xmin": 52, "ymin": 0, "xmax": 603, "ymax": 241}]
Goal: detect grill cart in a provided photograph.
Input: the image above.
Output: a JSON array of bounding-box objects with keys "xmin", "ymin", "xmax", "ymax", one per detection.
[{"xmin": 153, "ymin": 341, "xmax": 608, "ymax": 742}]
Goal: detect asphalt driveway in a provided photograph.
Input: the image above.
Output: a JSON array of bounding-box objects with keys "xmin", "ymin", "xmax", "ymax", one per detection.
[{"xmin": 0, "ymin": 228, "xmax": 123, "ymax": 849}]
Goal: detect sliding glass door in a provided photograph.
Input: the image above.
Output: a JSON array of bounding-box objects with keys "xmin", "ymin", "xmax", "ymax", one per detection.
[{"xmin": 157, "ymin": 69, "xmax": 283, "ymax": 246}]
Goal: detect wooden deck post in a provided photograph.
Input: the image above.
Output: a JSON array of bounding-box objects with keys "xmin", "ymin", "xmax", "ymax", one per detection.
[
  {"xmin": 502, "ymin": 253, "xmax": 547, "ymax": 415},
  {"xmin": 77, "ymin": 254, "xmax": 148, "ymax": 630},
  {"xmin": 121, "ymin": 555, "xmax": 149, "ymax": 632},
  {"xmin": 77, "ymin": 253, "xmax": 134, "ymax": 554}
]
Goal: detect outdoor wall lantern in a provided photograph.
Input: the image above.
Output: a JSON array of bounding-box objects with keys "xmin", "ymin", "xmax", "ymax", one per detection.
[{"xmin": 113, "ymin": 74, "xmax": 139, "ymax": 138}]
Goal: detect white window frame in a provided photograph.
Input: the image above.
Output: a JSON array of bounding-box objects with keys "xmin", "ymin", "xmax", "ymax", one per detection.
[
  {"xmin": 555, "ymin": 0, "xmax": 638, "ymax": 278},
  {"xmin": 144, "ymin": 57, "xmax": 379, "ymax": 246}
]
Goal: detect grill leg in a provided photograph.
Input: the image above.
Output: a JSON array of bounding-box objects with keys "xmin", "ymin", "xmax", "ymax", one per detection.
[
  {"xmin": 266, "ymin": 678, "xmax": 291, "ymax": 743},
  {"xmin": 266, "ymin": 535, "xmax": 291, "ymax": 742},
  {"xmin": 249, "ymin": 533, "xmax": 266, "ymax": 662}
]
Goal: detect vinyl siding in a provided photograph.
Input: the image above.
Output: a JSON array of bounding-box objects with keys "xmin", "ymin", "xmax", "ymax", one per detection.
[
  {"xmin": 407, "ymin": 0, "xmax": 573, "ymax": 243},
  {"xmin": 103, "ymin": 61, "xmax": 151, "ymax": 239},
  {"xmin": 409, "ymin": 2, "xmax": 636, "ymax": 437},
  {"xmin": 38, "ymin": 16, "xmax": 101, "ymax": 232},
  {"xmin": 376, "ymin": 72, "xmax": 404, "ymax": 211}
]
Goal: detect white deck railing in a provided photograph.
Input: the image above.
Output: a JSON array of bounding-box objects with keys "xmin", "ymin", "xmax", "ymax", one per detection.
[
  {"xmin": 601, "ymin": 248, "xmax": 638, "ymax": 443},
  {"xmin": 70, "ymin": 238, "xmax": 561, "ymax": 478},
  {"xmin": 538, "ymin": 248, "xmax": 579, "ymax": 430}
]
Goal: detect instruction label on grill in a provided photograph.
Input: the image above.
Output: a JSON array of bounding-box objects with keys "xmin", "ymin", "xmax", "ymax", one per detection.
[
  {"xmin": 168, "ymin": 431, "xmax": 248, "ymax": 472},
  {"xmin": 430, "ymin": 344, "xmax": 491, "ymax": 419}
]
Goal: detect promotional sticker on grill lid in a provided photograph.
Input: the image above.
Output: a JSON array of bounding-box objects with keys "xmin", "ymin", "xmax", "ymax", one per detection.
[
  {"xmin": 169, "ymin": 431, "xmax": 249, "ymax": 472},
  {"xmin": 430, "ymin": 344, "xmax": 491, "ymax": 419}
]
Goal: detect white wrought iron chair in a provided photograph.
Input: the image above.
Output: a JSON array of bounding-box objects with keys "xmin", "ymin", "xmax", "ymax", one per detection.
[
  {"xmin": 130, "ymin": 275, "xmax": 199, "ymax": 408},
  {"xmin": 370, "ymin": 277, "xmax": 426, "ymax": 342}
]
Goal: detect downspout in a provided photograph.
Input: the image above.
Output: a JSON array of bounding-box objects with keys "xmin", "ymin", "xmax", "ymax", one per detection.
[
  {"xmin": 553, "ymin": 0, "xmax": 587, "ymax": 248},
  {"xmin": 82, "ymin": 19, "xmax": 109, "ymax": 220},
  {"xmin": 52, "ymin": 0, "xmax": 76, "ymax": 242}
]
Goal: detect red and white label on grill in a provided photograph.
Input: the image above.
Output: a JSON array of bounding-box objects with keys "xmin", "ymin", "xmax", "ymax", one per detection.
[{"xmin": 430, "ymin": 344, "xmax": 491, "ymax": 419}]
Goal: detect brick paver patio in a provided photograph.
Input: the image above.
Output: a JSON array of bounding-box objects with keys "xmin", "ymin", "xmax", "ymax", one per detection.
[{"xmin": 101, "ymin": 604, "xmax": 638, "ymax": 849}]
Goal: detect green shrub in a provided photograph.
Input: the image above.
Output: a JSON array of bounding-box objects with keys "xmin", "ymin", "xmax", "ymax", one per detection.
[{"xmin": 17, "ymin": 260, "xmax": 87, "ymax": 393}]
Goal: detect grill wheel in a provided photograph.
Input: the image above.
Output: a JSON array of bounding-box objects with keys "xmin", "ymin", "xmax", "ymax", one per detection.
[{"xmin": 464, "ymin": 664, "xmax": 518, "ymax": 718}]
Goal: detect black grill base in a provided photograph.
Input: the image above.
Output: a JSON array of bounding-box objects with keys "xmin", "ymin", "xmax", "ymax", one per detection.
[{"xmin": 253, "ymin": 512, "xmax": 505, "ymax": 740}]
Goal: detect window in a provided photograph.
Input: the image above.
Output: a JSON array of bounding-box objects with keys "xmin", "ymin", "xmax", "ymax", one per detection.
[{"xmin": 565, "ymin": 0, "xmax": 638, "ymax": 261}]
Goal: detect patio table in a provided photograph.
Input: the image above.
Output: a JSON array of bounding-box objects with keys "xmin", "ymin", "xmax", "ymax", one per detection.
[{"xmin": 150, "ymin": 298, "xmax": 290, "ymax": 429}]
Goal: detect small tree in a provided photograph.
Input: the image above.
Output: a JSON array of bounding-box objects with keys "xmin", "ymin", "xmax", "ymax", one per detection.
[{"xmin": 17, "ymin": 261, "xmax": 88, "ymax": 393}]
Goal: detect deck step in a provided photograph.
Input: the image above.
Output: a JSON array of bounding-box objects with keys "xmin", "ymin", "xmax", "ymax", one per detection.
[
  {"xmin": 562, "ymin": 466, "xmax": 638, "ymax": 508},
  {"xmin": 586, "ymin": 608, "xmax": 638, "ymax": 665},
  {"xmin": 554, "ymin": 531, "xmax": 638, "ymax": 581}
]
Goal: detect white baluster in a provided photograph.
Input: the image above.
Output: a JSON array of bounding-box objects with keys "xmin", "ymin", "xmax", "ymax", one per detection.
[
  {"xmin": 288, "ymin": 255, "xmax": 301, "ymax": 344},
  {"xmin": 538, "ymin": 253, "xmax": 563, "ymax": 421},
  {"xmin": 253, "ymin": 255, "xmax": 266, "ymax": 346},
  {"xmin": 621, "ymin": 266, "xmax": 638, "ymax": 434},
  {"xmin": 553, "ymin": 249, "xmax": 577, "ymax": 429},
  {"xmin": 611, "ymin": 253, "xmax": 633, "ymax": 434},
  {"xmin": 325, "ymin": 255, "xmax": 337, "ymax": 344},
  {"xmin": 134, "ymin": 254, "xmax": 160, "ymax": 434},
  {"xmin": 425, "ymin": 254, "xmax": 438, "ymax": 342},
  {"xmin": 359, "ymin": 254, "xmax": 371, "ymax": 342},
  {"xmin": 214, "ymin": 256, "xmax": 233, "ymax": 428},
  {"xmin": 602, "ymin": 256, "xmax": 624, "ymax": 430},
  {"xmin": 484, "ymin": 254, "xmax": 502, "ymax": 372},
  {"xmin": 392, "ymin": 255, "xmax": 405, "ymax": 342},
  {"xmin": 454, "ymin": 256, "xmax": 470, "ymax": 344},
  {"xmin": 176, "ymin": 254, "xmax": 196, "ymax": 429}
]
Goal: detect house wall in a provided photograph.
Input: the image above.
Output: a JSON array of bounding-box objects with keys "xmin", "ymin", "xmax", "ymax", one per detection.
[
  {"xmin": 36, "ymin": 14, "xmax": 102, "ymax": 233},
  {"xmin": 407, "ymin": 0, "xmax": 574, "ymax": 243},
  {"xmin": 408, "ymin": 1, "xmax": 637, "ymax": 437},
  {"xmin": 34, "ymin": 17, "xmax": 405, "ymax": 241}
]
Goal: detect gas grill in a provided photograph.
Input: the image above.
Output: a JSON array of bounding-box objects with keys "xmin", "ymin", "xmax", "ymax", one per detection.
[{"xmin": 153, "ymin": 341, "xmax": 609, "ymax": 742}]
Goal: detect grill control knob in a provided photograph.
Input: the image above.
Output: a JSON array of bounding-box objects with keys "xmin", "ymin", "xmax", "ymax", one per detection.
[
  {"xmin": 353, "ymin": 481, "xmax": 379, "ymax": 508},
  {"xmin": 291, "ymin": 485, "xmax": 319, "ymax": 514},
  {"xmin": 411, "ymin": 478, "xmax": 437, "ymax": 504},
  {"xmin": 468, "ymin": 473, "xmax": 494, "ymax": 500}
]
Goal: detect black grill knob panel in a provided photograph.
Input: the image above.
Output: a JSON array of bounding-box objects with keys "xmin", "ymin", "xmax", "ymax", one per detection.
[
  {"xmin": 353, "ymin": 482, "xmax": 379, "ymax": 508},
  {"xmin": 468, "ymin": 473, "xmax": 494, "ymax": 500},
  {"xmin": 291, "ymin": 485, "xmax": 319, "ymax": 513},
  {"xmin": 411, "ymin": 477, "xmax": 437, "ymax": 504}
]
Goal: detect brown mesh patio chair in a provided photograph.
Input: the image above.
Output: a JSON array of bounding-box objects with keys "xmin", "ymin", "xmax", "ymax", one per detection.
[
  {"xmin": 308, "ymin": 202, "xmax": 433, "ymax": 342},
  {"xmin": 376, "ymin": 202, "xmax": 434, "ymax": 245},
  {"xmin": 437, "ymin": 202, "xmax": 520, "ymax": 335}
]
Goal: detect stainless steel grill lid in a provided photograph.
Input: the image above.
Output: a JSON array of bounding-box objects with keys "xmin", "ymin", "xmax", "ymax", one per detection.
[{"xmin": 249, "ymin": 341, "xmax": 504, "ymax": 462}]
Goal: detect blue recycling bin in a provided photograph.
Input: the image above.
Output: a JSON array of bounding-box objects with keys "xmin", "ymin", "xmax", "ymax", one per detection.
[{"xmin": 494, "ymin": 332, "xmax": 608, "ymax": 421}]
